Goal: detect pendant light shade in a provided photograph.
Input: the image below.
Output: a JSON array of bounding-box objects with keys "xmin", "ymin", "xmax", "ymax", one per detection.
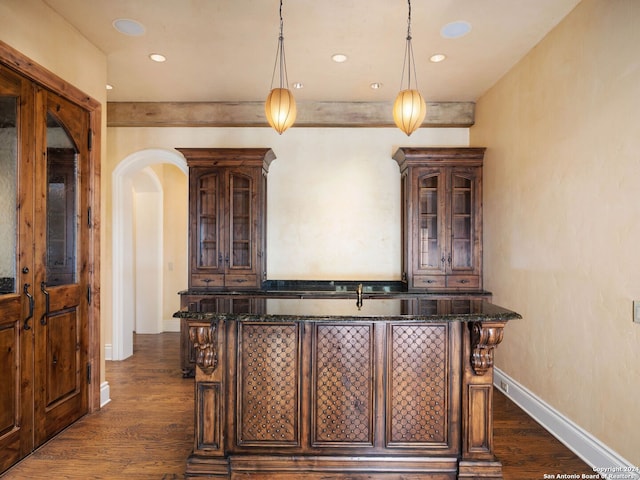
[
  {"xmin": 265, "ymin": 87, "xmax": 297, "ymax": 135},
  {"xmin": 266, "ymin": 0, "xmax": 296, "ymax": 134},
  {"xmin": 394, "ymin": 0, "xmax": 426, "ymax": 136},
  {"xmin": 393, "ymin": 89, "xmax": 426, "ymax": 136}
]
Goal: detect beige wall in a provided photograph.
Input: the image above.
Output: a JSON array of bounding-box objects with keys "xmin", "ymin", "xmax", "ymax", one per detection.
[
  {"xmin": 471, "ymin": 0, "xmax": 640, "ymax": 465},
  {"xmin": 1, "ymin": 0, "xmax": 108, "ymax": 381},
  {"xmin": 153, "ymin": 164, "xmax": 189, "ymax": 327}
]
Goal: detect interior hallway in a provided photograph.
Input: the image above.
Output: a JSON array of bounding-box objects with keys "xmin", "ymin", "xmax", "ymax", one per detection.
[{"xmin": 0, "ymin": 333, "xmax": 592, "ymax": 479}]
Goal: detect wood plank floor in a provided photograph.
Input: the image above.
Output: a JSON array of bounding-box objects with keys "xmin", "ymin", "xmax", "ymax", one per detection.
[{"xmin": 1, "ymin": 332, "xmax": 594, "ymax": 479}]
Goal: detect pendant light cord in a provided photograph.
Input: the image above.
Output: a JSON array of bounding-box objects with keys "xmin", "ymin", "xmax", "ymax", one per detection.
[
  {"xmin": 270, "ymin": 0, "xmax": 289, "ymax": 90},
  {"xmin": 399, "ymin": 0, "xmax": 419, "ymax": 91}
]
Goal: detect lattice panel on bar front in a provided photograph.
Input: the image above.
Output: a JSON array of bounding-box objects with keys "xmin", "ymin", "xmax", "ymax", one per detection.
[
  {"xmin": 388, "ymin": 323, "xmax": 448, "ymax": 445},
  {"xmin": 238, "ymin": 323, "xmax": 299, "ymax": 445},
  {"xmin": 314, "ymin": 324, "xmax": 373, "ymax": 445}
]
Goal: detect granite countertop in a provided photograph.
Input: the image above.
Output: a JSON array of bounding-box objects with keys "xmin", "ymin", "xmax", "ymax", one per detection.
[
  {"xmin": 174, "ymin": 297, "xmax": 521, "ymax": 323},
  {"xmin": 179, "ymin": 279, "xmax": 494, "ymax": 298}
]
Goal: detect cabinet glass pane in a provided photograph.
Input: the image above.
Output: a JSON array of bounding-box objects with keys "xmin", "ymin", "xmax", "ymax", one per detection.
[
  {"xmin": 230, "ymin": 174, "xmax": 251, "ymax": 268},
  {"xmin": 0, "ymin": 97, "xmax": 17, "ymax": 294},
  {"xmin": 418, "ymin": 175, "xmax": 439, "ymax": 268},
  {"xmin": 46, "ymin": 113, "xmax": 77, "ymax": 287},
  {"xmin": 451, "ymin": 175, "xmax": 472, "ymax": 269},
  {"xmin": 230, "ymin": 298, "xmax": 251, "ymax": 313},
  {"xmin": 451, "ymin": 300, "xmax": 472, "ymax": 314},
  {"xmin": 416, "ymin": 299, "xmax": 438, "ymax": 315},
  {"xmin": 198, "ymin": 298, "xmax": 221, "ymax": 313},
  {"xmin": 198, "ymin": 174, "xmax": 218, "ymax": 268}
]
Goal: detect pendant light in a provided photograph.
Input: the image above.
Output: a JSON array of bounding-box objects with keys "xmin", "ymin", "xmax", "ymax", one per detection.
[
  {"xmin": 265, "ymin": 0, "xmax": 297, "ymax": 134},
  {"xmin": 393, "ymin": 0, "xmax": 426, "ymax": 136}
]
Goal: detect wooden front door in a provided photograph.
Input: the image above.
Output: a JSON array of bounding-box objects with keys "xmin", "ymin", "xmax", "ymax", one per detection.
[
  {"xmin": 33, "ymin": 89, "xmax": 90, "ymax": 445},
  {"xmin": 0, "ymin": 60, "xmax": 35, "ymax": 474},
  {"xmin": 0, "ymin": 68, "xmax": 90, "ymax": 472}
]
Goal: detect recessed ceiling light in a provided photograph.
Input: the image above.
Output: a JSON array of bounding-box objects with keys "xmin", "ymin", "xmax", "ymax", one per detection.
[
  {"xmin": 430, "ymin": 54, "xmax": 446, "ymax": 63},
  {"xmin": 370, "ymin": 82, "xmax": 383, "ymax": 89},
  {"xmin": 331, "ymin": 53, "xmax": 348, "ymax": 63},
  {"xmin": 149, "ymin": 53, "xmax": 167, "ymax": 63},
  {"xmin": 292, "ymin": 82, "xmax": 304, "ymax": 89},
  {"xmin": 441, "ymin": 21, "xmax": 472, "ymax": 39},
  {"xmin": 106, "ymin": 84, "xmax": 114, "ymax": 90},
  {"xmin": 112, "ymin": 18, "xmax": 145, "ymax": 36}
]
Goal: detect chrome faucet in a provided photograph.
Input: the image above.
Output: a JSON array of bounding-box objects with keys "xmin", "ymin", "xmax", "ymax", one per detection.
[{"xmin": 356, "ymin": 283, "xmax": 363, "ymax": 310}]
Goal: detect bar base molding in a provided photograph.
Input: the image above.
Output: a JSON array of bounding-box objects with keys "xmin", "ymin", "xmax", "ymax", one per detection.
[
  {"xmin": 458, "ymin": 460, "xmax": 503, "ymax": 479},
  {"xmin": 187, "ymin": 454, "xmax": 463, "ymax": 479},
  {"xmin": 185, "ymin": 455, "xmax": 230, "ymax": 478}
]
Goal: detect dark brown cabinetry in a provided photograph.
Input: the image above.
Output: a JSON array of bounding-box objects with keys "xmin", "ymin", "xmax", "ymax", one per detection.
[
  {"xmin": 178, "ymin": 297, "xmax": 521, "ymax": 479},
  {"xmin": 393, "ymin": 147, "xmax": 485, "ymax": 291},
  {"xmin": 177, "ymin": 148, "xmax": 275, "ymax": 290}
]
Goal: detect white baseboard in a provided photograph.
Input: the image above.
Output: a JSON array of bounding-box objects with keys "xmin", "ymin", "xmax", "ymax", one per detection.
[
  {"xmin": 163, "ymin": 317, "xmax": 180, "ymax": 332},
  {"xmin": 104, "ymin": 343, "xmax": 112, "ymax": 361},
  {"xmin": 100, "ymin": 381, "xmax": 111, "ymax": 408},
  {"xmin": 494, "ymin": 368, "xmax": 639, "ymax": 478}
]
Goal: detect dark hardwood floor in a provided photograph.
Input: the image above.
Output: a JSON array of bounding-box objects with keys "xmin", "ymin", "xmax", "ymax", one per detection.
[{"xmin": 1, "ymin": 332, "xmax": 593, "ymax": 479}]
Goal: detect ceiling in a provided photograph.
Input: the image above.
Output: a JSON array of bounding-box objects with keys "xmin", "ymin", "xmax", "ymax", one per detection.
[{"xmin": 42, "ymin": 0, "xmax": 581, "ymax": 104}]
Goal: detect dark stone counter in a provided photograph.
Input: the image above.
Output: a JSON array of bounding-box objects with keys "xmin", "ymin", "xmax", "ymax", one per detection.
[{"xmin": 180, "ymin": 279, "xmax": 493, "ymax": 296}]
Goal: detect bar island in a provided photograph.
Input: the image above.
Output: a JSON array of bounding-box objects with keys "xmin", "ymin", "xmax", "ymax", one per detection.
[{"xmin": 174, "ymin": 294, "xmax": 521, "ymax": 479}]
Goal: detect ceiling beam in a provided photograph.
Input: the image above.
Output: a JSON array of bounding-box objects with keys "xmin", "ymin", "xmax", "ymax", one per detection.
[{"xmin": 106, "ymin": 101, "xmax": 474, "ymax": 128}]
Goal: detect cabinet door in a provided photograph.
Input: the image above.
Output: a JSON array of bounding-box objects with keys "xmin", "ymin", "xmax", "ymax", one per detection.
[
  {"xmin": 190, "ymin": 170, "xmax": 224, "ymax": 287},
  {"xmin": 312, "ymin": 323, "xmax": 375, "ymax": 447},
  {"xmin": 225, "ymin": 169, "xmax": 260, "ymax": 287},
  {"xmin": 386, "ymin": 322, "xmax": 459, "ymax": 453},
  {"xmin": 411, "ymin": 168, "xmax": 447, "ymax": 288},
  {"xmin": 236, "ymin": 322, "xmax": 301, "ymax": 447},
  {"xmin": 447, "ymin": 168, "xmax": 481, "ymax": 283}
]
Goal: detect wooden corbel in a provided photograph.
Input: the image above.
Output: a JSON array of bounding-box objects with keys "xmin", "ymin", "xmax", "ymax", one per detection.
[
  {"xmin": 470, "ymin": 321, "xmax": 505, "ymax": 376},
  {"xmin": 189, "ymin": 323, "xmax": 218, "ymax": 375}
]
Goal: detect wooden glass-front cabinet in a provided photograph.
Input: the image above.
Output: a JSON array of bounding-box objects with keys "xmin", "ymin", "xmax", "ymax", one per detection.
[
  {"xmin": 177, "ymin": 148, "xmax": 275, "ymax": 290},
  {"xmin": 393, "ymin": 147, "xmax": 485, "ymax": 291}
]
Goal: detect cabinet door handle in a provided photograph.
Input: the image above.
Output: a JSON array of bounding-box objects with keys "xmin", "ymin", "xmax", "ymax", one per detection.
[
  {"xmin": 225, "ymin": 254, "xmax": 230, "ymax": 264},
  {"xmin": 23, "ymin": 283, "xmax": 34, "ymax": 331},
  {"xmin": 218, "ymin": 253, "xmax": 223, "ymax": 265},
  {"xmin": 40, "ymin": 281, "xmax": 50, "ymax": 326},
  {"xmin": 458, "ymin": 279, "xmax": 469, "ymax": 284},
  {"xmin": 441, "ymin": 255, "xmax": 446, "ymax": 265},
  {"xmin": 447, "ymin": 254, "xmax": 452, "ymax": 266}
]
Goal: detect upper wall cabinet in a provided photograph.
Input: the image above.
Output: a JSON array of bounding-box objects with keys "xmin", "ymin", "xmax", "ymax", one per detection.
[
  {"xmin": 177, "ymin": 148, "xmax": 275, "ymax": 290},
  {"xmin": 393, "ymin": 147, "xmax": 485, "ymax": 292}
]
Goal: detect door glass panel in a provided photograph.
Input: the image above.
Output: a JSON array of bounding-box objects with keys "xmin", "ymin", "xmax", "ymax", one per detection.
[
  {"xmin": 418, "ymin": 174, "xmax": 439, "ymax": 269},
  {"xmin": 230, "ymin": 174, "xmax": 251, "ymax": 268},
  {"xmin": 198, "ymin": 173, "xmax": 219, "ymax": 268},
  {"xmin": 0, "ymin": 97, "xmax": 18, "ymax": 294},
  {"xmin": 46, "ymin": 112, "xmax": 77, "ymax": 286},
  {"xmin": 451, "ymin": 174, "xmax": 472, "ymax": 269}
]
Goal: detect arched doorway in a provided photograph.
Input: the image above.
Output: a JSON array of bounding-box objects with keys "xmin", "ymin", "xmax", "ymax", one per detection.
[{"xmin": 112, "ymin": 149, "xmax": 187, "ymax": 360}]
